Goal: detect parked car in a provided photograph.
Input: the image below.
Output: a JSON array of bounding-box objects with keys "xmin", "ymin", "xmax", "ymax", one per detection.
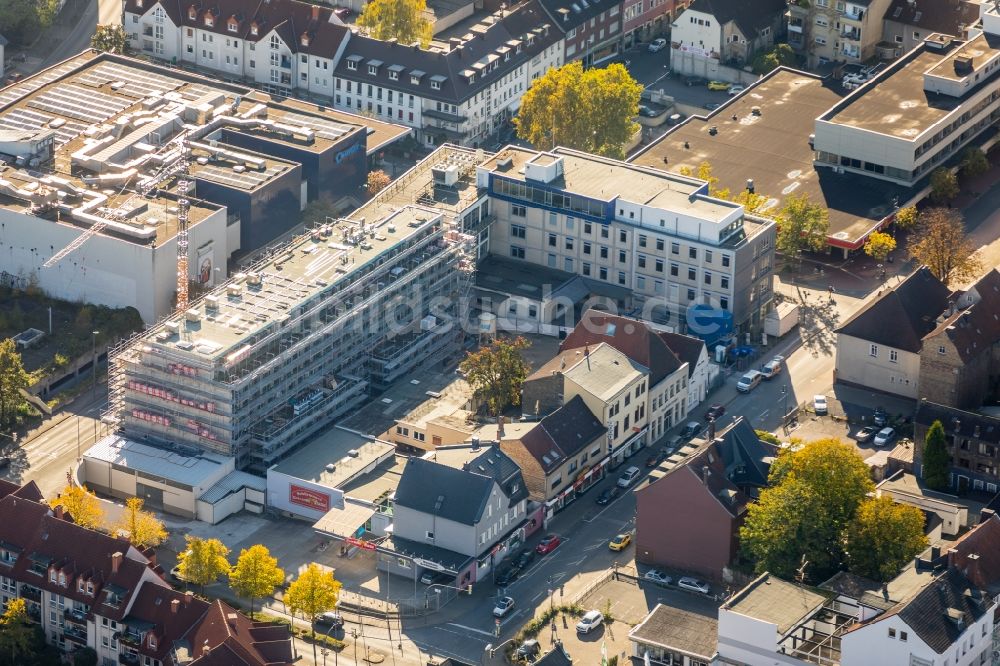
[
  {"xmin": 873, "ymin": 427, "xmax": 896, "ymax": 447},
  {"xmin": 664, "ymin": 434, "xmax": 683, "ymax": 452},
  {"xmin": 645, "ymin": 447, "xmax": 670, "ymax": 467},
  {"xmin": 535, "ymin": 534, "xmax": 561, "ymax": 555},
  {"xmin": 680, "ymin": 421, "xmax": 702, "ymax": 440},
  {"xmin": 515, "ymin": 639, "xmax": 541, "ymax": 660},
  {"xmin": 493, "ymin": 596, "xmax": 515, "ymax": 618},
  {"xmin": 617, "ymin": 466, "xmax": 641, "ymax": 488},
  {"xmin": 608, "ymin": 533, "xmax": 632, "ymax": 551},
  {"xmin": 576, "ymin": 610, "xmax": 605, "ymax": 633},
  {"xmin": 513, "ymin": 549, "xmax": 535, "ymax": 570},
  {"xmin": 855, "ymin": 426, "xmax": 878, "ymax": 443},
  {"xmin": 737, "ymin": 370, "xmax": 764, "ymax": 393},
  {"xmin": 705, "ymin": 404, "xmax": 726, "ymax": 421},
  {"xmin": 873, "ymin": 407, "xmax": 888, "ymax": 427},
  {"xmin": 707, "ymin": 80, "xmax": 730, "ymax": 91},
  {"xmin": 677, "ymin": 577, "xmax": 711, "ymax": 595},
  {"xmin": 727, "ymin": 85, "xmax": 746, "ymax": 96},
  {"xmin": 703, "ymin": 102, "xmax": 722, "ymax": 111},
  {"xmin": 494, "ymin": 566, "xmax": 520, "ymax": 587},
  {"xmin": 648, "ymin": 38, "xmax": 667, "ymax": 52},
  {"xmin": 813, "ymin": 395, "xmax": 828, "ymax": 415},
  {"xmin": 760, "ymin": 356, "xmax": 784, "ymax": 379},
  {"xmin": 685, "ymin": 76, "xmax": 706, "ymax": 87},
  {"xmin": 314, "ymin": 611, "xmax": 344, "ymax": 629},
  {"xmin": 643, "ymin": 569, "xmax": 671, "ymax": 586},
  {"xmin": 420, "ymin": 570, "xmax": 451, "ymax": 585},
  {"xmin": 596, "ymin": 486, "xmax": 621, "ymax": 505},
  {"xmin": 638, "ymin": 104, "xmax": 658, "ymax": 118}
]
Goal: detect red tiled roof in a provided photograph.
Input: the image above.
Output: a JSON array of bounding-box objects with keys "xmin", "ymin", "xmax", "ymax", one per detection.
[
  {"xmin": 186, "ymin": 600, "xmax": 294, "ymax": 666},
  {"xmin": 560, "ymin": 312, "xmax": 684, "ymax": 386},
  {"xmin": 923, "ymin": 270, "xmax": 1000, "ymax": 363},
  {"xmin": 949, "ymin": 513, "xmax": 1000, "ymax": 590},
  {"xmin": 125, "ymin": 585, "xmax": 210, "ymax": 660}
]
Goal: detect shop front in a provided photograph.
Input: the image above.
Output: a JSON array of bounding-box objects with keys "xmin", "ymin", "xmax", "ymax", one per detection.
[
  {"xmin": 543, "ymin": 457, "xmax": 611, "ymax": 524},
  {"xmin": 611, "ymin": 427, "xmax": 649, "ymax": 467}
]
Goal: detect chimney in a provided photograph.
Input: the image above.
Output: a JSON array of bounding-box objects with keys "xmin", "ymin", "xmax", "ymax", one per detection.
[
  {"xmin": 965, "ymin": 553, "xmax": 982, "ymax": 587},
  {"xmin": 112, "ymin": 552, "xmax": 123, "ymax": 574},
  {"xmin": 171, "ymin": 599, "xmax": 180, "ymax": 614},
  {"xmin": 226, "ymin": 612, "xmax": 239, "ymax": 628},
  {"xmin": 708, "ymin": 418, "xmax": 716, "ymax": 441},
  {"xmin": 53, "ymin": 504, "xmax": 64, "ymax": 520},
  {"xmin": 497, "ymin": 415, "xmax": 505, "ymax": 440},
  {"xmin": 185, "ymin": 590, "xmax": 194, "ymax": 606},
  {"xmin": 203, "ymin": 640, "xmax": 212, "ymax": 656},
  {"xmin": 312, "ymin": 4, "xmax": 319, "ymax": 20},
  {"xmin": 746, "ymin": 179, "xmax": 755, "ymax": 194},
  {"xmin": 931, "ymin": 545, "xmax": 941, "ymax": 561},
  {"xmin": 701, "ymin": 465, "xmax": 710, "ymax": 484},
  {"xmin": 980, "ymin": 507, "xmax": 997, "ymax": 523}
]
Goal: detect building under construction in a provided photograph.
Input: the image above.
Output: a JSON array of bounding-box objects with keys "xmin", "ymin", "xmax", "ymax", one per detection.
[
  {"xmin": 0, "ymin": 50, "xmax": 409, "ymax": 322},
  {"xmin": 109, "ymin": 145, "xmax": 490, "ymax": 471}
]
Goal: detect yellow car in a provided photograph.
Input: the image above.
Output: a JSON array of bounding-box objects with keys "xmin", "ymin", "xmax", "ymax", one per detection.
[
  {"xmin": 609, "ymin": 533, "xmax": 632, "ymax": 551},
  {"xmin": 707, "ymin": 80, "xmax": 731, "ymax": 91}
]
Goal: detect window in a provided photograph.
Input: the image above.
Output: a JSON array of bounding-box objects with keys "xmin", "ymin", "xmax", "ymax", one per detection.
[
  {"xmin": 671, "ymin": 242, "xmax": 679, "ymax": 255},
  {"xmin": 601, "ymin": 226, "xmax": 609, "ymax": 239},
  {"xmin": 722, "ymin": 254, "xmax": 730, "ymax": 267},
  {"xmin": 656, "ymin": 238, "xmax": 664, "ymax": 251},
  {"xmin": 689, "ymin": 247, "xmax": 697, "ymax": 259},
  {"xmin": 720, "ymin": 297, "xmax": 729, "ymax": 310},
  {"xmin": 511, "ymin": 224, "xmax": 526, "ymax": 239},
  {"xmin": 600, "ymin": 246, "xmax": 609, "ymax": 259},
  {"xmin": 705, "ymin": 250, "xmax": 713, "ymax": 263},
  {"xmin": 347, "ymin": 60, "xmax": 357, "ymax": 71},
  {"xmin": 655, "ymin": 259, "xmax": 664, "ymax": 272},
  {"xmin": 687, "ymin": 289, "xmax": 695, "ymax": 301},
  {"xmin": 584, "ymin": 222, "xmax": 592, "ymax": 234},
  {"xmin": 548, "ymin": 233, "xmax": 557, "ymax": 247},
  {"xmin": 565, "ymin": 238, "xmax": 574, "ymax": 251},
  {"xmin": 638, "ymin": 255, "xmax": 646, "ymax": 269},
  {"xmin": 600, "ymin": 267, "xmax": 608, "ymax": 280},
  {"xmin": 888, "ymin": 628, "xmax": 896, "ymax": 639},
  {"xmin": 618, "ymin": 271, "xmax": 626, "ymax": 285},
  {"xmin": 688, "ymin": 268, "xmax": 696, "ymax": 280},
  {"xmin": 564, "ymin": 258, "xmax": 573, "ymax": 272},
  {"xmin": 511, "ymin": 204, "xmax": 526, "ymax": 217},
  {"xmin": 619, "ymin": 250, "xmax": 627, "ymax": 263},
  {"xmin": 426, "ymin": 531, "xmax": 435, "ymax": 540},
  {"xmin": 889, "ymin": 350, "xmax": 898, "ymax": 363},
  {"xmin": 510, "ymin": 246, "xmax": 525, "ymax": 259},
  {"xmin": 870, "ymin": 344, "xmax": 878, "ymax": 358},
  {"xmin": 583, "ymin": 241, "xmax": 592, "ymax": 255},
  {"xmin": 368, "ymin": 64, "xmax": 378, "ymax": 74},
  {"xmin": 900, "ymin": 631, "xmax": 907, "ymax": 642},
  {"xmin": 389, "ymin": 70, "xmax": 398, "ymax": 80},
  {"xmin": 938, "ymin": 345, "xmax": 946, "ymax": 355},
  {"xmin": 583, "ymin": 262, "xmax": 592, "ymax": 276},
  {"xmin": 431, "ymin": 80, "xmax": 441, "ymax": 90}
]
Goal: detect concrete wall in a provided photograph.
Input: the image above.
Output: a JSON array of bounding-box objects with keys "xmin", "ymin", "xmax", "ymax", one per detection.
[
  {"xmin": 919, "ymin": 336, "xmax": 992, "ymax": 410},
  {"xmin": 265, "ymin": 468, "xmax": 345, "ymax": 521},
  {"xmin": 391, "ymin": 503, "xmax": 477, "ymax": 556},
  {"xmin": 522, "ymin": 373, "xmax": 564, "ymax": 418},
  {"xmin": 0, "ymin": 205, "xmax": 230, "ymax": 323},
  {"xmin": 669, "ymin": 50, "xmax": 760, "ymax": 85},
  {"xmin": 835, "ymin": 333, "xmax": 920, "ymax": 399},
  {"xmin": 635, "ymin": 464, "xmax": 735, "ymax": 576},
  {"xmin": 840, "ymin": 610, "xmax": 993, "ymax": 666}
]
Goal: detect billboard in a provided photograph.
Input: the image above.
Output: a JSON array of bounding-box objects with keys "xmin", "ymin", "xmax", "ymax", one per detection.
[{"xmin": 289, "ymin": 485, "xmax": 331, "ymax": 513}]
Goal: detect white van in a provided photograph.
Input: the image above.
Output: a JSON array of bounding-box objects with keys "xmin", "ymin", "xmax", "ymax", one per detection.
[
  {"xmin": 737, "ymin": 370, "xmax": 763, "ymax": 393},
  {"xmin": 617, "ymin": 466, "xmax": 641, "ymax": 488}
]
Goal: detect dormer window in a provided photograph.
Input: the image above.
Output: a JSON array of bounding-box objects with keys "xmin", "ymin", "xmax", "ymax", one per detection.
[
  {"xmin": 411, "ymin": 75, "xmax": 420, "ymax": 84},
  {"xmin": 431, "ymin": 80, "xmax": 440, "ymax": 89},
  {"xmin": 301, "ymin": 33, "xmax": 310, "ymax": 47},
  {"xmin": 136, "ymin": 0, "xmax": 143, "ymax": 7},
  {"xmin": 228, "ymin": 19, "xmax": 238, "ymax": 32},
  {"xmin": 204, "ymin": 13, "xmax": 214, "ymax": 27},
  {"xmin": 86, "ymin": 582, "xmax": 94, "ymax": 595},
  {"xmin": 368, "ymin": 65, "xmax": 377, "ymax": 74},
  {"xmin": 250, "ymin": 22, "xmax": 258, "ymax": 35},
  {"xmin": 148, "ymin": 635, "xmax": 157, "ymax": 649},
  {"xmin": 188, "ymin": 6, "xmax": 196, "ymax": 20},
  {"xmin": 58, "ymin": 572, "xmax": 66, "ymax": 587},
  {"xmin": 348, "ymin": 60, "xmax": 357, "ymax": 70},
  {"xmin": 77, "ymin": 579, "xmax": 84, "ymax": 592},
  {"xmin": 49, "ymin": 569, "xmax": 56, "ymax": 582},
  {"xmin": 389, "ymin": 70, "xmax": 398, "ymax": 80}
]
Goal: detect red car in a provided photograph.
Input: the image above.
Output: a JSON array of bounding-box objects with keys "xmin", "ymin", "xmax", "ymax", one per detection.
[
  {"xmin": 704, "ymin": 403, "xmax": 726, "ymax": 421},
  {"xmin": 535, "ymin": 534, "xmax": 561, "ymax": 555}
]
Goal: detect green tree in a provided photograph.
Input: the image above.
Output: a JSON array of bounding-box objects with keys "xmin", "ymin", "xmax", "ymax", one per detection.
[
  {"xmin": 301, "ymin": 197, "xmax": 338, "ymax": 228},
  {"xmin": 357, "ymin": 0, "xmax": 433, "ymax": 48},
  {"xmin": 367, "ymin": 169, "xmax": 391, "ymax": 196},
  {"xmin": 845, "ymin": 496, "xmax": 928, "ymax": 582},
  {"xmin": 863, "ymin": 231, "xmax": 896, "ymax": 262},
  {"xmin": 755, "ymin": 430, "xmax": 781, "ymax": 446},
  {"xmin": 0, "ymin": 599, "xmax": 32, "ymax": 664},
  {"xmin": 285, "ymin": 563, "xmax": 342, "ymax": 666},
  {"xmin": 894, "ymin": 205, "xmax": 919, "ymax": 231},
  {"xmin": 775, "ymin": 193, "xmax": 829, "ymax": 264},
  {"xmin": 460, "ymin": 336, "xmax": 531, "ymax": 417},
  {"xmin": 0, "ymin": 0, "xmax": 60, "ymax": 45},
  {"xmin": 177, "ymin": 536, "xmax": 231, "ymax": 593},
  {"xmin": 741, "ymin": 439, "xmax": 874, "ymax": 581},
  {"xmin": 921, "ymin": 419, "xmax": 951, "ymax": 491},
  {"xmin": 929, "ymin": 167, "xmax": 959, "ymax": 203},
  {"xmin": 516, "ymin": 61, "xmax": 642, "ymax": 159},
  {"xmin": 909, "ymin": 207, "xmax": 981, "ymax": 286},
  {"xmin": 54, "ymin": 484, "xmax": 105, "ymax": 530},
  {"xmin": 959, "ymin": 147, "xmax": 989, "ymax": 178},
  {"xmin": 73, "ymin": 647, "xmax": 98, "ymax": 666},
  {"xmin": 91, "ymin": 24, "xmax": 129, "ymax": 54},
  {"xmin": 751, "ymin": 44, "xmax": 797, "ymax": 75},
  {"xmin": 0, "ymin": 338, "xmax": 30, "ymax": 429},
  {"xmin": 113, "ymin": 497, "xmax": 167, "ymax": 547},
  {"xmin": 230, "ymin": 544, "xmax": 285, "ymax": 616}
]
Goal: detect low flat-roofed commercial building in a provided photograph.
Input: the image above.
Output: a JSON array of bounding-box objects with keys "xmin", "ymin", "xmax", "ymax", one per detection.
[
  {"xmin": 815, "ymin": 19, "xmax": 1000, "ymax": 188},
  {"xmin": 877, "ymin": 470, "xmax": 969, "ymax": 536},
  {"xmin": 631, "ymin": 68, "xmax": 914, "ymax": 255},
  {"xmin": 81, "ymin": 434, "xmax": 266, "ymax": 523},
  {"xmin": 629, "ymin": 602, "xmax": 719, "ymax": 666}
]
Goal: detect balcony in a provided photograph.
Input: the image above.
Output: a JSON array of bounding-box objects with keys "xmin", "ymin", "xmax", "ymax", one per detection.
[
  {"xmin": 119, "ymin": 652, "xmax": 140, "ymax": 665},
  {"xmin": 63, "ymin": 626, "xmax": 88, "ymax": 644},
  {"xmin": 280, "ymin": 55, "xmax": 292, "ymax": 69},
  {"xmin": 787, "ymin": 17, "xmax": 804, "ymax": 34},
  {"xmin": 19, "ymin": 585, "xmax": 40, "ymax": 602},
  {"xmin": 142, "ymin": 25, "xmax": 153, "ymax": 36},
  {"xmin": 64, "ymin": 608, "xmax": 88, "ymax": 625},
  {"xmin": 841, "ymin": 28, "xmax": 861, "ymax": 41},
  {"xmin": 117, "ymin": 629, "xmax": 143, "ymax": 646}
]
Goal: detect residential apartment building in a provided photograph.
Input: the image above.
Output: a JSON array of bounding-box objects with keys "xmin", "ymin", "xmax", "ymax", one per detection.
[
  {"xmin": 559, "ymin": 311, "xmax": 696, "ymax": 442},
  {"xmin": 634, "ymin": 417, "xmax": 774, "ymax": 578},
  {"xmin": 389, "ymin": 451, "xmax": 529, "ymax": 583},
  {"xmin": 0, "ymin": 479, "xmax": 292, "ymax": 666},
  {"xmin": 834, "ymin": 268, "xmax": 951, "ymax": 399},
  {"xmin": 501, "ymin": 395, "xmax": 607, "ymax": 514},
  {"xmin": 110, "ymin": 147, "xmax": 484, "ymax": 472},
  {"xmin": 915, "ymin": 401, "xmax": 1000, "ymax": 495},
  {"xmin": 623, "ymin": 0, "xmax": 687, "ymax": 49},
  {"xmin": 538, "ymin": 0, "xmax": 622, "ymax": 67},
  {"xmin": 787, "ymin": 0, "xmax": 894, "ymax": 67},
  {"xmin": 670, "ymin": 0, "xmax": 786, "ymax": 76},
  {"xmin": 814, "ymin": 6, "xmax": 1000, "ymax": 187},
  {"xmin": 523, "ymin": 342, "xmax": 651, "ymax": 465},
  {"xmin": 881, "ymin": 0, "xmax": 980, "ymax": 57},
  {"xmin": 477, "ymin": 146, "xmax": 777, "ymax": 337}
]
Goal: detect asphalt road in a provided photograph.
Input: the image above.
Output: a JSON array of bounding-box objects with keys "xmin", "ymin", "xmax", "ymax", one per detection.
[{"xmin": 624, "ymin": 45, "xmax": 734, "ymax": 109}]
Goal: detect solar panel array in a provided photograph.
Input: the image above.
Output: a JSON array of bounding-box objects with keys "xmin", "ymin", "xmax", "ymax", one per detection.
[
  {"xmin": 82, "ymin": 61, "xmax": 184, "ymax": 98},
  {"xmin": 0, "ymin": 107, "xmax": 86, "ymax": 146},
  {"xmin": 277, "ymin": 111, "xmax": 352, "ymax": 141},
  {"xmin": 196, "ymin": 163, "xmax": 288, "ymax": 190},
  {"xmin": 28, "ymin": 84, "xmax": 130, "ymax": 124},
  {"xmin": 0, "ymin": 60, "xmax": 82, "ymax": 110}
]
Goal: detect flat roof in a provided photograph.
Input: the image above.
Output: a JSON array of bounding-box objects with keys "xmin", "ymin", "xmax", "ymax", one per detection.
[
  {"xmin": 562, "ymin": 343, "xmax": 646, "ymax": 402},
  {"xmin": 187, "ymin": 143, "xmax": 297, "ymax": 192},
  {"xmin": 270, "ymin": 427, "xmax": 395, "ymax": 489},
  {"xmin": 313, "ymin": 498, "xmax": 380, "ymax": 538},
  {"xmin": 629, "ymin": 603, "xmax": 718, "ymax": 660},
  {"xmin": 877, "ymin": 470, "xmax": 965, "ymax": 506},
  {"xmin": 85, "ymin": 434, "xmax": 230, "ymax": 489},
  {"xmin": 822, "ymin": 33, "xmax": 1000, "ymax": 139},
  {"xmin": 723, "ymin": 573, "xmax": 828, "ymax": 635},
  {"xmin": 631, "ymin": 68, "xmax": 913, "ymax": 249},
  {"xmin": 476, "ymin": 254, "xmax": 579, "ymax": 301},
  {"xmin": 482, "ymin": 146, "xmax": 740, "ymax": 223},
  {"xmin": 339, "ymin": 455, "xmax": 407, "ymax": 503}
]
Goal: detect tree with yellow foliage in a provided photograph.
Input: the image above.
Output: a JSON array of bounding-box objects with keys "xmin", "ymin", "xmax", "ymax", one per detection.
[
  {"xmin": 55, "ymin": 484, "xmax": 105, "ymax": 530},
  {"xmin": 357, "ymin": 0, "xmax": 433, "ymax": 48},
  {"xmin": 113, "ymin": 497, "xmax": 167, "ymax": 547}
]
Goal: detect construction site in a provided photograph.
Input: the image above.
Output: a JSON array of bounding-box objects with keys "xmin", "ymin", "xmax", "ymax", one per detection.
[
  {"xmin": 0, "ymin": 50, "xmax": 408, "ymax": 322},
  {"xmin": 107, "ymin": 143, "xmax": 493, "ymax": 473}
]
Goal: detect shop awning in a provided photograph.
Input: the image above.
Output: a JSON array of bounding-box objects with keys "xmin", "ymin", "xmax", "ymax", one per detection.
[{"xmin": 313, "ymin": 500, "xmax": 379, "ymax": 539}]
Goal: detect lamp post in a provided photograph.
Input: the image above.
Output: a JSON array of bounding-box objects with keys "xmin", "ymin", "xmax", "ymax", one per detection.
[
  {"xmin": 91, "ymin": 330, "xmax": 99, "ymax": 400},
  {"xmin": 781, "ymin": 385, "xmax": 788, "ymax": 429}
]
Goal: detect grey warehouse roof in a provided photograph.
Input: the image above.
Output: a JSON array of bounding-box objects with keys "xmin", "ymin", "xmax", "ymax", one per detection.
[{"xmin": 85, "ymin": 435, "xmax": 230, "ymax": 490}]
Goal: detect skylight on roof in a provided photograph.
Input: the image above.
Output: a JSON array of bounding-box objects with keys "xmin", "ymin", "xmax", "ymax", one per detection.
[{"xmin": 606, "ymin": 323, "xmax": 616, "ymax": 336}]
